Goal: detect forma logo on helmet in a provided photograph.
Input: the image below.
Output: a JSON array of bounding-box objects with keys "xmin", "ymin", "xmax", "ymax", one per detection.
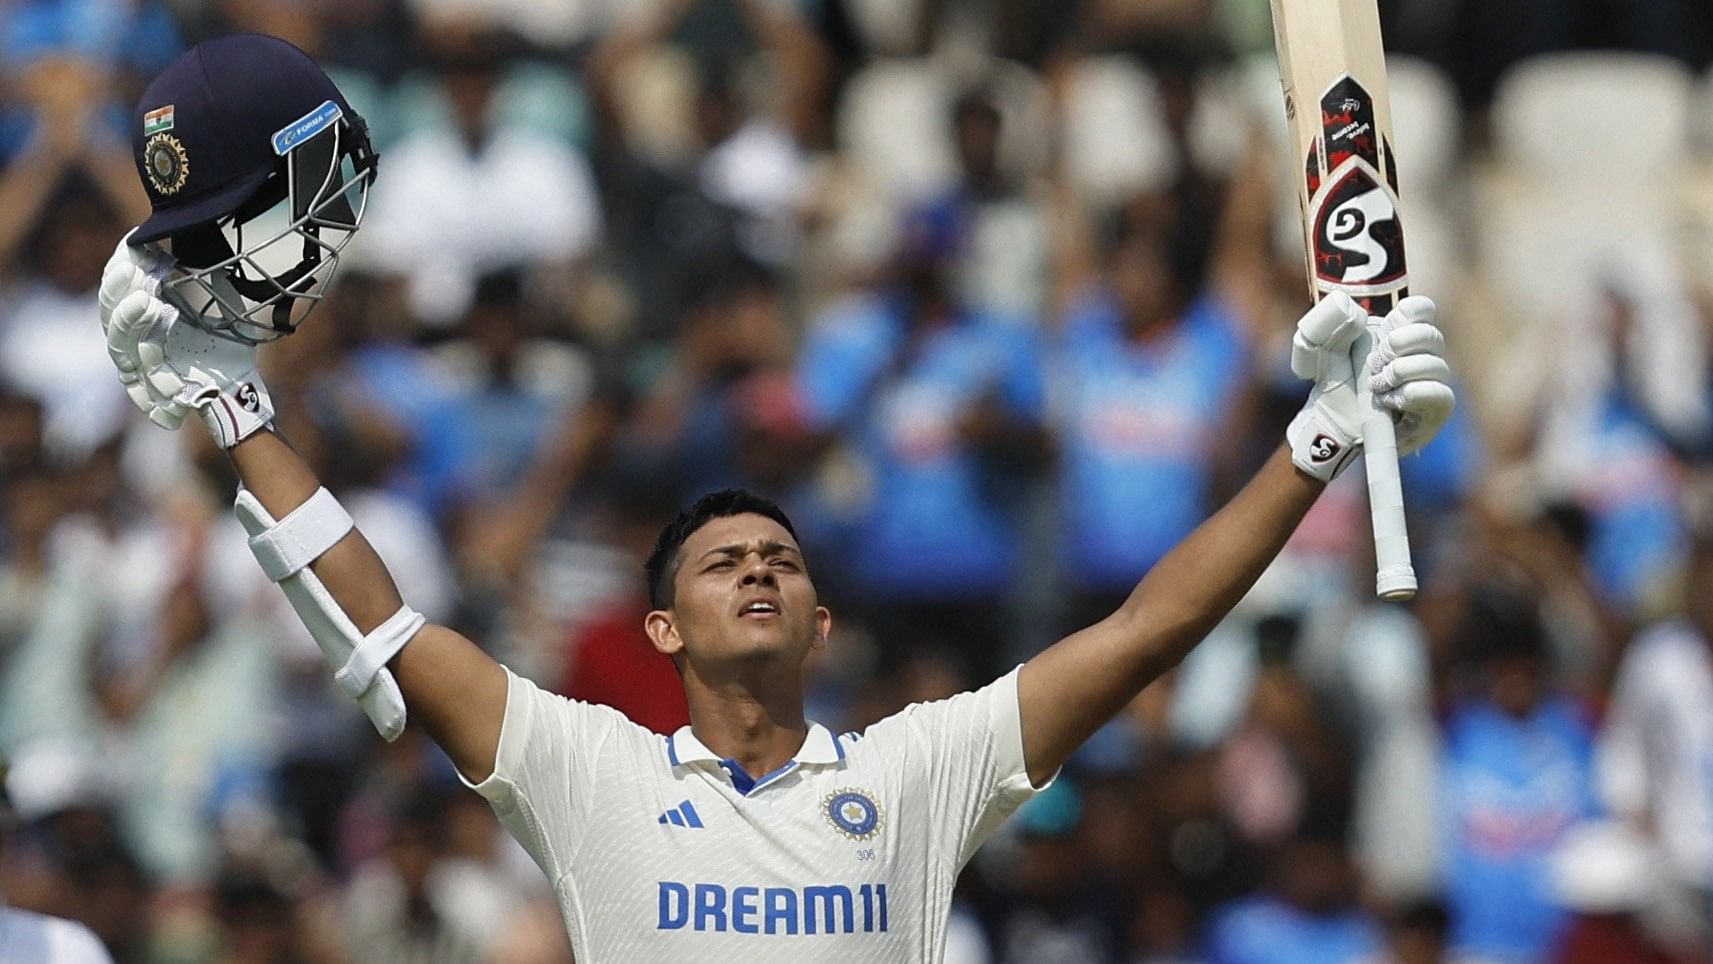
[{"xmin": 129, "ymin": 33, "xmax": 378, "ymax": 346}]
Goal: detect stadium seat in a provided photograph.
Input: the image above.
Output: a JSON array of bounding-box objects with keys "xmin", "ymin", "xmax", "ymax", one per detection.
[
  {"xmin": 1386, "ymin": 56, "xmax": 1461, "ymax": 194},
  {"xmin": 1384, "ymin": 58, "xmax": 1464, "ymax": 305},
  {"xmin": 1187, "ymin": 64, "xmax": 1262, "ymax": 175},
  {"xmin": 385, "ymin": 63, "xmax": 598, "ymax": 151},
  {"xmin": 1472, "ymin": 175, "xmax": 1694, "ymax": 425},
  {"xmin": 842, "ymin": 0, "xmax": 928, "ymax": 57},
  {"xmin": 981, "ymin": 59, "xmax": 1053, "ymax": 182},
  {"xmin": 837, "ymin": 59, "xmax": 957, "ymax": 201},
  {"xmin": 1491, "ymin": 52, "xmax": 1694, "ymax": 184},
  {"xmin": 1057, "ymin": 56, "xmax": 1177, "ymax": 204},
  {"xmin": 1234, "ymin": 50, "xmax": 1292, "ymax": 148},
  {"xmin": 494, "ymin": 62, "xmax": 593, "ymax": 151}
]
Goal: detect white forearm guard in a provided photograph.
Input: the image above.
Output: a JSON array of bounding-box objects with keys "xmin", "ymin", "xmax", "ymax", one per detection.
[{"xmin": 234, "ymin": 486, "xmax": 422, "ymax": 741}]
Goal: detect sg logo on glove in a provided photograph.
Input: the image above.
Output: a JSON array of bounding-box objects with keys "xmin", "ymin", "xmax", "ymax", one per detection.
[
  {"xmin": 1309, "ymin": 434, "xmax": 1342, "ymax": 463},
  {"xmin": 235, "ymin": 382, "xmax": 262, "ymax": 412}
]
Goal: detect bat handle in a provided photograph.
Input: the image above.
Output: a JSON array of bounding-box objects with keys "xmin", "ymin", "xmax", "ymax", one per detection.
[{"xmin": 1355, "ymin": 318, "xmax": 1416, "ymax": 601}]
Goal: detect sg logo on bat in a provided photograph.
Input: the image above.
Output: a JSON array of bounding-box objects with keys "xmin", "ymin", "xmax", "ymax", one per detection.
[{"xmin": 1305, "ymin": 76, "xmax": 1408, "ymax": 301}]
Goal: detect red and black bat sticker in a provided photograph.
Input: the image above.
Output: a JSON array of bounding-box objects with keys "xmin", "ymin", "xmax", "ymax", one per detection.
[{"xmin": 1305, "ymin": 75, "xmax": 1408, "ymax": 308}]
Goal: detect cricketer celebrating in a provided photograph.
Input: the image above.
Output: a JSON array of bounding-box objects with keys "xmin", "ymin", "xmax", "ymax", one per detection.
[{"xmin": 98, "ymin": 35, "xmax": 1456, "ymax": 962}]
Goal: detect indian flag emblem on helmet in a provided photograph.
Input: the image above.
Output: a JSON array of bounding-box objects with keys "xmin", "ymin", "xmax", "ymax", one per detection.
[{"xmin": 143, "ymin": 105, "xmax": 174, "ymax": 136}]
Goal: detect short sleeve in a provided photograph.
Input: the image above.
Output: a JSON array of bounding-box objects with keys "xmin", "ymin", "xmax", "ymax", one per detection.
[
  {"xmin": 460, "ymin": 668, "xmax": 631, "ymax": 883},
  {"xmin": 869, "ymin": 666, "xmax": 1050, "ymax": 868}
]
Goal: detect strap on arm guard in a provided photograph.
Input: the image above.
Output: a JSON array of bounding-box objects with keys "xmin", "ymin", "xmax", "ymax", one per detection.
[{"xmin": 234, "ymin": 486, "xmax": 422, "ymax": 741}]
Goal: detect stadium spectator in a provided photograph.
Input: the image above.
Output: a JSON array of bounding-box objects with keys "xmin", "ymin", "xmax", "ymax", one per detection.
[
  {"xmin": 1597, "ymin": 489, "xmax": 1713, "ymax": 952},
  {"xmin": 622, "ymin": 261, "xmax": 797, "ymax": 498},
  {"xmin": 342, "ymin": 792, "xmax": 490, "ymax": 962},
  {"xmin": 1202, "ymin": 826, "xmax": 1385, "ymax": 964},
  {"xmin": 1052, "ymin": 223, "xmax": 1247, "ymax": 631},
  {"xmin": 1383, "ymin": 899, "xmax": 1450, "ymax": 964},
  {"xmin": 585, "ymin": 0, "xmax": 826, "ymax": 334},
  {"xmin": 910, "ymin": 86, "xmax": 1051, "ymax": 318},
  {"xmin": 1533, "ymin": 284, "xmax": 1695, "ymax": 614},
  {"xmin": 983, "ymin": 778, "xmax": 1125, "ymax": 963},
  {"xmin": 0, "ymin": 758, "xmax": 114, "ymax": 961},
  {"xmin": 0, "ymin": 3, "xmax": 182, "ymax": 164},
  {"xmin": 0, "ymin": 178, "xmax": 140, "ymax": 461},
  {"xmin": 795, "ymin": 212, "xmax": 1048, "ymax": 676},
  {"xmin": 6, "ymin": 4, "xmax": 1713, "ymax": 960},
  {"xmin": 1439, "ymin": 587, "xmax": 1600, "ymax": 962},
  {"xmin": 429, "ymin": 272, "xmax": 593, "ymax": 512},
  {"xmin": 358, "ymin": 28, "xmax": 602, "ymax": 325},
  {"xmin": 556, "ymin": 481, "xmax": 692, "ymax": 735},
  {"xmin": 1547, "ymin": 821, "xmax": 1683, "ymax": 964}
]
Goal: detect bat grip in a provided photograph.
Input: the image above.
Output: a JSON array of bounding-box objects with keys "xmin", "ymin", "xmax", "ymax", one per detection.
[{"xmin": 1354, "ymin": 320, "xmax": 1416, "ymax": 601}]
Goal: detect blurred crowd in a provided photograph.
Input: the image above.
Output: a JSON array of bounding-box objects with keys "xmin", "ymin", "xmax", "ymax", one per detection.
[{"xmin": 4, "ymin": 0, "xmax": 1713, "ymax": 961}]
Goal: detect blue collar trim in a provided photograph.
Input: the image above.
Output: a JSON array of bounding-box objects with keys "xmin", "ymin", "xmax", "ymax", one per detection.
[
  {"xmin": 665, "ymin": 723, "xmax": 844, "ymax": 769},
  {"xmin": 720, "ymin": 759, "xmax": 801, "ymax": 796}
]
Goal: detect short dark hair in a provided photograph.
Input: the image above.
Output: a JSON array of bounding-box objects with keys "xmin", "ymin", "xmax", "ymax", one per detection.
[
  {"xmin": 645, "ymin": 489, "xmax": 800, "ymax": 610},
  {"xmin": 1461, "ymin": 584, "xmax": 1548, "ymax": 666},
  {"xmin": 951, "ymin": 88, "xmax": 1002, "ymax": 128}
]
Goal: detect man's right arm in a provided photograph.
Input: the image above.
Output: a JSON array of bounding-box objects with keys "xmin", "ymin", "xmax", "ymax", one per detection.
[{"xmin": 229, "ymin": 428, "xmax": 508, "ymax": 782}]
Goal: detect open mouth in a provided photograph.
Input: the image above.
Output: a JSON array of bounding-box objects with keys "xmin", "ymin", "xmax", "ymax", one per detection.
[{"xmin": 739, "ymin": 600, "xmax": 781, "ymax": 619}]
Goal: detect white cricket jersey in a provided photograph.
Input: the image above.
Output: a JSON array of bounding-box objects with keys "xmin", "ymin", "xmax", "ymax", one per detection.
[
  {"xmin": 464, "ymin": 666, "xmax": 1046, "ymax": 962},
  {"xmin": 0, "ymin": 907, "xmax": 113, "ymax": 963}
]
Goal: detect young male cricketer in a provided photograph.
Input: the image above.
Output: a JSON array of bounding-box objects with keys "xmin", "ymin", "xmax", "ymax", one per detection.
[{"xmin": 99, "ymin": 34, "xmax": 1456, "ymax": 963}]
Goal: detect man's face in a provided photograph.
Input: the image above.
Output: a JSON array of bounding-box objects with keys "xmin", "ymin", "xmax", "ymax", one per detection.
[
  {"xmin": 1488, "ymin": 655, "xmax": 1545, "ymax": 718},
  {"xmin": 1111, "ymin": 235, "xmax": 1176, "ymax": 335},
  {"xmin": 43, "ymin": 200, "xmax": 117, "ymax": 295},
  {"xmin": 650, "ymin": 514, "xmax": 828, "ymax": 673},
  {"xmin": 954, "ymin": 104, "xmax": 1002, "ymax": 184}
]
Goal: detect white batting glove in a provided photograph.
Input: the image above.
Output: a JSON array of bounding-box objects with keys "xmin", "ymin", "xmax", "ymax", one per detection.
[
  {"xmin": 1286, "ymin": 293, "xmax": 1456, "ymax": 482},
  {"xmin": 1365, "ymin": 296, "xmax": 1455, "ymax": 455},
  {"xmin": 98, "ymin": 234, "xmax": 274, "ymax": 448}
]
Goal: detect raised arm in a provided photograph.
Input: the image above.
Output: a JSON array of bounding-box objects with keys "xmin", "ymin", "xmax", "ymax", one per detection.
[
  {"xmin": 1018, "ymin": 446, "xmax": 1317, "ymax": 782},
  {"xmin": 98, "ymin": 240, "xmax": 509, "ymax": 783},
  {"xmin": 228, "ymin": 430, "xmax": 508, "ymax": 781},
  {"xmin": 733, "ymin": 0, "xmax": 830, "ymax": 144},
  {"xmin": 1017, "ymin": 294, "xmax": 1456, "ymax": 785}
]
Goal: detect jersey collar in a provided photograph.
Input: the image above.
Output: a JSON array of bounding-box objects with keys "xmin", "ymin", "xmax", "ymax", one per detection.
[{"xmin": 665, "ymin": 722, "xmax": 845, "ymax": 769}]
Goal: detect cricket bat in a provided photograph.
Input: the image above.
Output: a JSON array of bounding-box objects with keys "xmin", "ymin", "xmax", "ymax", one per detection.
[{"xmin": 1270, "ymin": 0, "xmax": 1416, "ymax": 601}]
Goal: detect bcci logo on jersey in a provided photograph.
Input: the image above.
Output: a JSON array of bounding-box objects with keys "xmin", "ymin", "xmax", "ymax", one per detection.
[{"xmin": 823, "ymin": 788, "xmax": 883, "ymax": 840}]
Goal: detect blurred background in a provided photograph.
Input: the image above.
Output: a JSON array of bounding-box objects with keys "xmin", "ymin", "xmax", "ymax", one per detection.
[{"xmin": 2, "ymin": 0, "xmax": 1713, "ymax": 961}]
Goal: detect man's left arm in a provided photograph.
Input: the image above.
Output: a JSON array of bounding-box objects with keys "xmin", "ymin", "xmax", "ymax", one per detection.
[{"xmin": 1017, "ymin": 295, "xmax": 1455, "ymax": 785}]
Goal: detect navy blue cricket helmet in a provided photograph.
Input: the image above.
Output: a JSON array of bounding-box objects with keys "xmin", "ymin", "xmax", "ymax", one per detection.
[{"xmin": 131, "ymin": 33, "xmax": 378, "ymax": 344}]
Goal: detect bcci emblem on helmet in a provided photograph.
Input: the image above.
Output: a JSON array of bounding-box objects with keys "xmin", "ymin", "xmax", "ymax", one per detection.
[
  {"xmin": 823, "ymin": 789, "xmax": 883, "ymax": 841},
  {"xmin": 143, "ymin": 134, "xmax": 190, "ymax": 196}
]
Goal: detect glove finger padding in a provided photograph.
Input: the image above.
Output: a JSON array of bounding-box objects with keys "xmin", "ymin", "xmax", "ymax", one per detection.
[
  {"xmin": 107, "ymin": 291, "xmax": 175, "ymax": 415},
  {"xmin": 1379, "ymin": 380, "xmax": 1456, "ymax": 454},
  {"xmin": 1291, "ymin": 292, "xmax": 1366, "ymax": 381},
  {"xmin": 1370, "ymin": 297, "xmax": 1455, "ymax": 455},
  {"xmin": 1372, "ymin": 321, "xmax": 1444, "ymax": 366},
  {"xmin": 98, "ymin": 230, "xmax": 274, "ymax": 447},
  {"xmin": 1373, "ymin": 353, "xmax": 1452, "ymax": 394}
]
